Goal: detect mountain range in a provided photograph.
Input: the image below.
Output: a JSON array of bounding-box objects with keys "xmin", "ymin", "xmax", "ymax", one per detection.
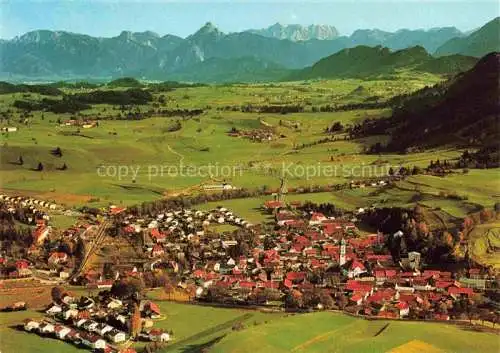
[
  {"xmin": 0, "ymin": 18, "xmax": 498, "ymax": 82},
  {"xmin": 246, "ymin": 23, "xmax": 339, "ymax": 41}
]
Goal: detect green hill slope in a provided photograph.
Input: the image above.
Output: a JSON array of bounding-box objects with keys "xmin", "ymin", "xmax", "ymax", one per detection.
[
  {"xmin": 287, "ymin": 45, "xmax": 477, "ymax": 80},
  {"xmin": 210, "ymin": 312, "xmax": 499, "ymax": 353},
  {"xmin": 435, "ymin": 17, "xmax": 500, "ymax": 57},
  {"xmin": 357, "ymin": 52, "xmax": 499, "ymax": 151}
]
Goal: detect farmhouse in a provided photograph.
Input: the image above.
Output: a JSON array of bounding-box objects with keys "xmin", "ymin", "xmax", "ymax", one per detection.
[{"xmin": 48, "ymin": 251, "xmax": 68, "ymax": 265}]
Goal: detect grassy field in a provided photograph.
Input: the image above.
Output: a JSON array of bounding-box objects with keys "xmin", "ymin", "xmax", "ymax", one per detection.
[
  {"xmin": 1, "ymin": 74, "xmax": 470, "ymax": 209},
  {"xmin": 468, "ymin": 220, "xmax": 500, "ymax": 270},
  {"xmin": 0, "ymin": 310, "xmax": 88, "ymax": 353},
  {"xmin": 0, "ymin": 301, "xmax": 284, "ymax": 353},
  {"xmin": 2, "ymin": 304, "xmax": 498, "ymax": 353},
  {"xmin": 1, "ymin": 75, "xmax": 498, "ymax": 236},
  {"xmin": 211, "ymin": 311, "xmax": 500, "ymax": 353}
]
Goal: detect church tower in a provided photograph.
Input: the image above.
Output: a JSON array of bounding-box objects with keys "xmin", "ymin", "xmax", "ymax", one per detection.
[{"xmin": 339, "ymin": 238, "xmax": 346, "ymax": 266}]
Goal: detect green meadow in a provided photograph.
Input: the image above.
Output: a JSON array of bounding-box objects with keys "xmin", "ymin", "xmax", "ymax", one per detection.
[
  {"xmin": 211, "ymin": 311, "xmax": 499, "ymax": 353},
  {"xmin": 2, "ymin": 304, "xmax": 498, "ymax": 353},
  {"xmin": 0, "ymin": 74, "xmax": 497, "ymax": 222}
]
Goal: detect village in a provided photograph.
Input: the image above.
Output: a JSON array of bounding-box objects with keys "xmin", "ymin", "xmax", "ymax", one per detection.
[{"xmin": 1, "ymin": 185, "xmax": 498, "ymax": 353}]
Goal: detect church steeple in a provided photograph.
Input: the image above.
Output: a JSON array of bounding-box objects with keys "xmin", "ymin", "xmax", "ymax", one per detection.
[{"xmin": 339, "ymin": 238, "xmax": 346, "ymax": 266}]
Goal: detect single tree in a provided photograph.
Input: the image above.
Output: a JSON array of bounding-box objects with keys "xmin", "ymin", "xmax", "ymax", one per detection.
[
  {"xmin": 51, "ymin": 286, "xmax": 65, "ymax": 303},
  {"xmin": 128, "ymin": 303, "xmax": 141, "ymax": 338},
  {"xmin": 37, "ymin": 162, "xmax": 44, "ymax": 171},
  {"xmin": 19, "ymin": 155, "xmax": 23, "ymax": 165}
]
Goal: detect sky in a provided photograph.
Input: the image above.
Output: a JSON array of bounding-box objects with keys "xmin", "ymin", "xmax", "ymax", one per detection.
[{"xmin": 1, "ymin": 0, "xmax": 498, "ymax": 39}]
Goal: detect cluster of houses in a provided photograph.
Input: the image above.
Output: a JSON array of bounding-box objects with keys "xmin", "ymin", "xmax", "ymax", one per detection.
[
  {"xmin": 61, "ymin": 119, "xmax": 98, "ymax": 129},
  {"xmin": 0, "ymin": 194, "xmax": 57, "ymax": 225},
  {"xmin": 120, "ymin": 207, "xmax": 252, "ymax": 260},
  {"xmin": 0, "ymin": 194, "xmax": 59, "ymax": 211},
  {"xmin": 23, "ymin": 292, "xmax": 170, "ymax": 352},
  {"xmin": 0, "ymin": 194, "xmax": 98, "ymax": 280},
  {"xmin": 90, "ymin": 201, "xmax": 492, "ymax": 321},
  {"xmin": 227, "ymin": 128, "xmax": 281, "ymax": 142},
  {"xmin": 121, "ymin": 203, "xmax": 486, "ymax": 320},
  {"xmin": 0, "ymin": 258, "xmax": 33, "ymax": 278},
  {"xmin": 3, "ymin": 192, "xmax": 493, "ymax": 338}
]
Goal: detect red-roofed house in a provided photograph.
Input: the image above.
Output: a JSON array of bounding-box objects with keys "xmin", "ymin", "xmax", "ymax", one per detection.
[
  {"xmin": 350, "ymin": 292, "xmax": 364, "ymax": 305},
  {"xmin": 48, "ymin": 252, "xmax": 68, "ymax": 265},
  {"xmin": 150, "ymin": 228, "xmax": 166, "ymax": 243},
  {"xmin": 15, "ymin": 260, "xmax": 31, "ymax": 277},
  {"xmin": 149, "ymin": 328, "xmax": 170, "ymax": 342},
  {"xmin": 143, "ymin": 301, "xmax": 161, "ymax": 318},
  {"xmin": 152, "ymin": 245, "xmax": 165, "ymax": 257},
  {"xmin": 435, "ymin": 281, "xmax": 454, "ymax": 290},
  {"xmin": 385, "ymin": 270, "xmax": 397, "ymax": 279},
  {"xmin": 309, "ymin": 212, "xmax": 327, "ymax": 225},
  {"xmin": 468, "ymin": 268, "xmax": 482, "ymax": 278},
  {"xmin": 304, "ymin": 248, "xmax": 318, "ymax": 258},
  {"xmin": 109, "ymin": 206, "xmax": 127, "ymax": 215},
  {"xmin": 238, "ymin": 281, "xmax": 256, "ymax": 289},
  {"xmin": 322, "ymin": 222, "xmax": 342, "ymax": 236},
  {"xmin": 264, "ymin": 200, "xmax": 284, "ymax": 211},
  {"xmin": 345, "ymin": 280, "xmax": 373, "ymax": 294},
  {"xmin": 448, "ymin": 287, "xmax": 474, "ymax": 297},
  {"xmin": 396, "ymin": 301, "xmax": 410, "ymax": 317},
  {"xmin": 286, "ymin": 272, "xmax": 306, "ymax": 282},
  {"xmin": 348, "ymin": 260, "xmax": 366, "ymax": 278}
]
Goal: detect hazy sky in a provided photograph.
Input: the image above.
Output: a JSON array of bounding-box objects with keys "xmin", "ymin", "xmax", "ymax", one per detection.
[{"xmin": 1, "ymin": 0, "xmax": 498, "ymax": 39}]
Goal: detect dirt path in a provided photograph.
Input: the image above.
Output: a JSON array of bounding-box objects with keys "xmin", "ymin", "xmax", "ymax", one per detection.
[{"xmin": 166, "ymin": 144, "xmax": 185, "ymax": 164}]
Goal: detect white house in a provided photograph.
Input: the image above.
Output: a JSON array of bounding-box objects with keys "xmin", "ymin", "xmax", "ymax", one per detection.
[
  {"xmin": 309, "ymin": 212, "xmax": 327, "ymax": 225},
  {"xmin": 395, "ymin": 283, "xmax": 415, "ymax": 293},
  {"xmin": 95, "ymin": 323, "xmax": 113, "ymax": 336},
  {"xmin": 46, "ymin": 304, "xmax": 62, "ymax": 315},
  {"xmin": 62, "ymin": 308, "xmax": 79, "ymax": 320},
  {"xmin": 75, "ymin": 319, "xmax": 88, "ymax": 328},
  {"xmin": 347, "ymin": 260, "xmax": 367, "ymax": 279},
  {"xmin": 39, "ymin": 322, "xmax": 55, "ymax": 334},
  {"xmin": 23, "ymin": 319, "xmax": 40, "ymax": 332},
  {"xmin": 54, "ymin": 325, "xmax": 72, "ymax": 339},
  {"xmin": 106, "ymin": 329, "xmax": 127, "ymax": 343}
]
